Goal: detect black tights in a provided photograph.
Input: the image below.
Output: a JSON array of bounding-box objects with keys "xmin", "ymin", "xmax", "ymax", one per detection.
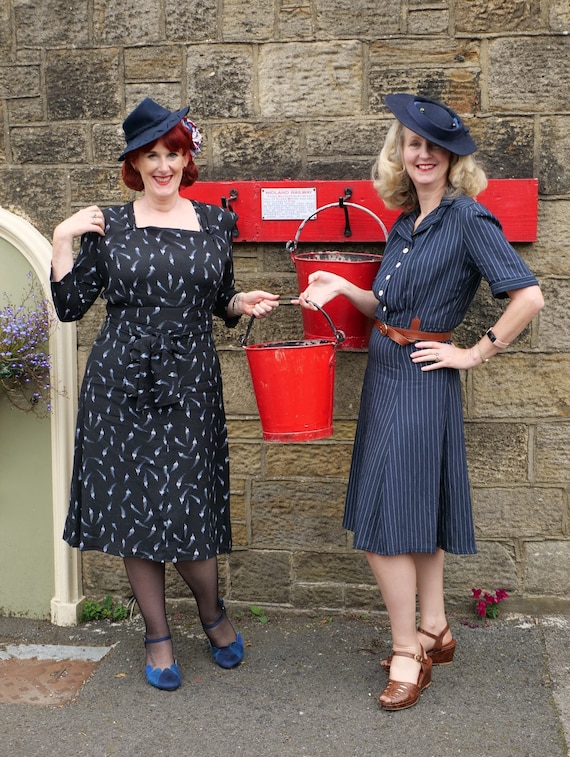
[{"xmin": 123, "ymin": 556, "xmax": 236, "ymax": 650}]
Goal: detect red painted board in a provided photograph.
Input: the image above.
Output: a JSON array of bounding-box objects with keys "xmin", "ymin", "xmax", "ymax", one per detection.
[{"xmin": 180, "ymin": 178, "xmax": 537, "ymax": 244}]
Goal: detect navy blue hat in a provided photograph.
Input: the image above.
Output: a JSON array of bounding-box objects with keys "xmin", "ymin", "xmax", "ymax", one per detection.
[
  {"xmin": 384, "ymin": 94, "xmax": 477, "ymax": 156},
  {"xmin": 118, "ymin": 98, "xmax": 190, "ymax": 161}
]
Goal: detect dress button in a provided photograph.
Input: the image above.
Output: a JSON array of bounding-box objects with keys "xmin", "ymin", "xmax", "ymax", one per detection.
[
  {"xmin": 403, "ymin": 247, "xmax": 409, "ymax": 254},
  {"xmin": 385, "ymin": 274, "xmax": 391, "ymax": 280},
  {"xmin": 382, "ymin": 306, "xmax": 387, "ymax": 312},
  {"xmin": 396, "ymin": 262, "xmax": 401, "ymax": 268},
  {"xmin": 378, "ymin": 290, "xmax": 384, "ymax": 297}
]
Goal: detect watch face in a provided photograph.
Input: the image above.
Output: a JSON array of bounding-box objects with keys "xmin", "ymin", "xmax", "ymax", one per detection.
[{"xmin": 486, "ymin": 329, "xmax": 496, "ymax": 342}]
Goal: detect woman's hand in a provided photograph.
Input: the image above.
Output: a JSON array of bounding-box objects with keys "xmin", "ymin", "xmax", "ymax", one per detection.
[
  {"xmin": 293, "ymin": 270, "xmax": 345, "ymax": 310},
  {"xmin": 411, "ymin": 341, "xmax": 480, "ymax": 371},
  {"xmin": 236, "ymin": 291, "xmax": 280, "ymax": 319},
  {"xmin": 52, "ymin": 205, "xmax": 105, "ymax": 281},
  {"xmin": 53, "ymin": 205, "xmax": 105, "ymax": 243}
]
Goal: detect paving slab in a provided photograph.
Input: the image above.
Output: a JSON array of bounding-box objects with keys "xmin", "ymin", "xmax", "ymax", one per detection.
[{"xmin": 0, "ymin": 611, "xmax": 568, "ymax": 757}]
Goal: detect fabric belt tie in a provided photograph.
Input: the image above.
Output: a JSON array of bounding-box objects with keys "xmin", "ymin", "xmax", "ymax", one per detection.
[
  {"xmin": 375, "ymin": 317, "xmax": 452, "ymax": 346},
  {"xmin": 124, "ymin": 333, "xmax": 184, "ymax": 410}
]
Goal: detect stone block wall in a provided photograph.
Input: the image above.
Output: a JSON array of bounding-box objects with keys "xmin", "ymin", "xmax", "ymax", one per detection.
[{"xmin": 1, "ymin": 1, "xmax": 569, "ymax": 615}]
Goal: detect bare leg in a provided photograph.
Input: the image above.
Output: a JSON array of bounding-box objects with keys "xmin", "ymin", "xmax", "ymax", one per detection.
[
  {"xmin": 365, "ymin": 552, "xmax": 422, "ymax": 702},
  {"xmin": 174, "ymin": 557, "xmax": 237, "ymax": 647},
  {"xmin": 123, "ymin": 556, "xmax": 174, "ymax": 669},
  {"xmin": 413, "ymin": 549, "xmax": 453, "ymax": 650}
]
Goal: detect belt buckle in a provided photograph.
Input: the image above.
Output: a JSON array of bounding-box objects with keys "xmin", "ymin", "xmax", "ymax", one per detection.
[{"xmin": 378, "ymin": 321, "xmax": 388, "ymax": 336}]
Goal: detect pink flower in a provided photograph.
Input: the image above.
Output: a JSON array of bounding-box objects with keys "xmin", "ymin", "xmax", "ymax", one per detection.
[
  {"xmin": 495, "ymin": 588, "xmax": 509, "ymax": 601},
  {"xmin": 471, "ymin": 588, "xmax": 482, "ymax": 599},
  {"xmin": 476, "ymin": 600, "xmax": 487, "ymax": 617}
]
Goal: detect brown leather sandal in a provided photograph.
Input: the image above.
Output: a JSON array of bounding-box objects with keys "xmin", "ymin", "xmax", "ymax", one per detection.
[
  {"xmin": 379, "ymin": 647, "xmax": 432, "ymax": 711},
  {"xmin": 418, "ymin": 623, "xmax": 456, "ymax": 665},
  {"xmin": 380, "ymin": 623, "xmax": 456, "ymax": 672}
]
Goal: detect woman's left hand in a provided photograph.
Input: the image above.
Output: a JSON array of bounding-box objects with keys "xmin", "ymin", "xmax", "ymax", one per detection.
[
  {"xmin": 411, "ymin": 341, "xmax": 478, "ymax": 371},
  {"xmin": 239, "ymin": 291, "xmax": 280, "ymax": 318}
]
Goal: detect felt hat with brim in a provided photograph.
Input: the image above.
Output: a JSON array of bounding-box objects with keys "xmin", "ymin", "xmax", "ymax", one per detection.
[
  {"xmin": 118, "ymin": 98, "xmax": 190, "ymax": 161},
  {"xmin": 384, "ymin": 94, "xmax": 477, "ymax": 156}
]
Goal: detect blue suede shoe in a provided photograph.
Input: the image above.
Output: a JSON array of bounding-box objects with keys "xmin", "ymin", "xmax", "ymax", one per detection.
[
  {"xmin": 202, "ymin": 599, "xmax": 244, "ymax": 669},
  {"xmin": 144, "ymin": 634, "xmax": 181, "ymax": 691}
]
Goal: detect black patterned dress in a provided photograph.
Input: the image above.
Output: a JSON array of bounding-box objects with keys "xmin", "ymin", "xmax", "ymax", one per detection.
[{"xmin": 51, "ymin": 200, "xmax": 239, "ymax": 562}]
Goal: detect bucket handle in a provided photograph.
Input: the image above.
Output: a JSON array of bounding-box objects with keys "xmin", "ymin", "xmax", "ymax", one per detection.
[
  {"xmin": 239, "ymin": 299, "xmax": 346, "ymax": 347},
  {"xmin": 285, "ymin": 201, "xmax": 389, "ymax": 257}
]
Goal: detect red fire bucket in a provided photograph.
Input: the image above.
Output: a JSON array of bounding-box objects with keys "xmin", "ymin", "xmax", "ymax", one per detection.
[
  {"xmin": 288, "ymin": 202, "xmax": 387, "ymax": 349},
  {"xmin": 241, "ymin": 305, "xmax": 345, "ymax": 443}
]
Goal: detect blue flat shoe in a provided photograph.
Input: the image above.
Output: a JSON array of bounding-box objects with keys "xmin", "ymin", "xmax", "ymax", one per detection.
[
  {"xmin": 144, "ymin": 634, "xmax": 181, "ymax": 691},
  {"xmin": 202, "ymin": 599, "xmax": 244, "ymax": 669}
]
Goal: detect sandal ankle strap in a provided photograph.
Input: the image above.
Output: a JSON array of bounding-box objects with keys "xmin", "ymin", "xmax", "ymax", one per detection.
[
  {"xmin": 201, "ymin": 598, "xmax": 226, "ymax": 631},
  {"xmin": 391, "ymin": 648, "xmax": 425, "ymax": 663},
  {"xmin": 417, "ymin": 623, "xmax": 450, "ymax": 642},
  {"xmin": 144, "ymin": 633, "xmax": 172, "ymax": 645}
]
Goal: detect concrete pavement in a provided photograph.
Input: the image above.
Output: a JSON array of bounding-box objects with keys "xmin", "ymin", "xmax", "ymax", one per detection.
[{"xmin": 1, "ymin": 609, "xmax": 568, "ymax": 756}]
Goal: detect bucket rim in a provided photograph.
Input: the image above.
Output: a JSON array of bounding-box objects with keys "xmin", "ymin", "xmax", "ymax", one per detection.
[
  {"xmin": 292, "ymin": 251, "xmax": 384, "ymax": 262},
  {"xmin": 243, "ymin": 338, "xmax": 338, "ymax": 350}
]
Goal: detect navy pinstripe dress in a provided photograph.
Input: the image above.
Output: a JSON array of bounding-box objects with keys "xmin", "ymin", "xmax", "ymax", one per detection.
[
  {"xmin": 51, "ymin": 201, "xmax": 239, "ymax": 562},
  {"xmin": 343, "ymin": 195, "xmax": 538, "ymax": 556}
]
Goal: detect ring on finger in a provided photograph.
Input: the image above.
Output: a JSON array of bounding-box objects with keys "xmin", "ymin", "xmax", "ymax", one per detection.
[{"xmin": 433, "ymin": 353, "xmax": 440, "ymax": 363}]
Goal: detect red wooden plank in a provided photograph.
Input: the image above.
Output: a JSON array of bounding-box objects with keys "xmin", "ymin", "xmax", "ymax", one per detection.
[{"xmin": 180, "ymin": 178, "xmax": 537, "ymax": 244}]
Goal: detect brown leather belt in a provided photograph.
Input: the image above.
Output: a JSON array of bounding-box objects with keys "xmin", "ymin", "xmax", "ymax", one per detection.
[{"xmin": 375, "ymin": 318, "xmax": 452, "ymax": 346}]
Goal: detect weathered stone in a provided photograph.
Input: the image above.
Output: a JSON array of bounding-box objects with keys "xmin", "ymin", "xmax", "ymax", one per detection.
[
  {"xmin": 222, "ymin": 0, "xmax": 274, "ymax": 41},
  {"xmin": 93, "ymin": 0, "xmax": 162, "ymax": 44},
  {"xmin": 124, "ymin": 46, "xmax": 184, "ymax": 82},
  {"xmin": 315, "ymin": 0, "xmax": 401, "ymax": 38},
  {"xmin": 535, "ymin": 423, "xmax": 570, "ymax": 482},
  {"xmin": 456, "ymin": 0, "xmax": 543, "ymax": 33},
  {"xmin": 465, "ymin": 423, "xmax": 529, "ymax": 485},
  {"xmin": 293, "ymin": 551, "xmax": 372, "ymax": 584},
  {"xmin": 186, "ymin": 45, "xmax": 255, "ymax": 120},
  {"xmin": 14, "ymin": 0, "xmax": 89, "ymax": 46},
  {"xmin": 444, "ymin": 543, "xmax": 518, "ymax": 594},
  {"xmin": 488, "ymin": 37, "xmax": 570, "ymax": 112},
  {"xmin": 368, "ymin": 39, "xmax": 481, "ymax": 114},
  {"xmin": 291, "ymin": 583, "xmax": 346, "ymax": 609},
  {"xmin": 277, "ymin": 0, "xmax": 313, "ymax": 40},
  {"xmin": 536, "ymin": 279, "xmax": 570, "ymax": 351},
  {"xmin": 525, "ymin": 541, "xmax": 570, "ymax": 595},
  {"xmin": 472, "ymin": 116, "xmax": 535, "ymax": 179},
  {"xmin": 68, "ymin": 167, "xmax": 131, "ymax": 205},
  {"xmin": 531, "ymin": 199, "xmax": 570, "ymax": 277},
  {"xmin": 408, "ymin": 9, "xmax": 449, "ymax": 35},
  {"xmin": 81, "ymin": 552, "xmax": 131, "ymax": 595},
  {"xmin": 264, "ymin": 441, "xmax": 353, "ymax": 479},
  {"xmin": 258, "ymin": 42, "xmax": 363, "ymax": 119},
  {"xmin": 46, "ymin": 49, "xmax": 121, "ymax": 120},
  {"xmin": 229, "ymin": 550, "xmax": 292, "ymax": 603},
  {"xmin": 93, "ymin": 124, "xmax": 125, "ymax": 164},
  {"xmin": 549, "ymin": 0, "xmax": 570, "ymax": 30},
  {"xmin": 251, "ymin": 480, "xmax": 348, "ymax": 549},
  {"xmin": 539, "ymin": 116, "xmax": 570, "ymax": 195},
  {"xmin": 473, "ymin": 487, "xmax": 565, "ymax": 538},
  {"xmin": 0, "ymin": 167, "xmax": 66, "ymax": 240},
  {"xmin": 164, "ymin": 0, "xmax": 218, "ymax": 42},
  {"xmin": 470, "ymin": 355, "xmax": 570, "ymax": 419},
  {"xmin": 211, "ymin": 122, "xmax": 303, "ymax": 181},
  {"xmin": 10, "ymin": 125, "xmax": 88, "ymax": 164},
  {"xmin": 0, "ymin": 66, "xmax": 40, "ymax": 100}
]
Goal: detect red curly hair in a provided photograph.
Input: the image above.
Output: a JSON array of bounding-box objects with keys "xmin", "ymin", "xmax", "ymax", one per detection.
[{"xmin": 121, "ymin": 121, "xmax": 199, "ymax": 192}]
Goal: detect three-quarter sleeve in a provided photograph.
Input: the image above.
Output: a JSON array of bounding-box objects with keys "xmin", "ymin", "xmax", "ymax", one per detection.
[{"xmin": 51, "ymin": 232, "xmax": 105, "ymax": 322}]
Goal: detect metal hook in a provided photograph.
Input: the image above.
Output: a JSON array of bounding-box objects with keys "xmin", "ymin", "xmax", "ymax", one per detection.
[
  {"xmin": 221, "ymin": 188, "xmax": 240, "ymax": 237},
  {"xmin": 338, "ymin": 188, "xmax": 353, "ymax": 238}
]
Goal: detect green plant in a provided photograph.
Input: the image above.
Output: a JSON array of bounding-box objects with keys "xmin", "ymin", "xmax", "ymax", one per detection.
[
  {"xmin": 250, "ymin": 604, "xmax": 268, "ymax": 624},
  {"xmin": 82, "ymin": 595, "xmax": 129, "ymax": 622}
]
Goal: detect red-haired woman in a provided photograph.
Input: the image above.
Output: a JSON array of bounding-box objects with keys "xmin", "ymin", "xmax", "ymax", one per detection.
[{"xmin": 51, "ymin": 98, "xmax": 279, "ymax": 691}]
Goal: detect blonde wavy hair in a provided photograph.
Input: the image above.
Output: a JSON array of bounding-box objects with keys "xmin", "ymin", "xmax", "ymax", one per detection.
[{"xmin": 372, "ymin": 121, "xmax": 488, "ymax": 211}]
